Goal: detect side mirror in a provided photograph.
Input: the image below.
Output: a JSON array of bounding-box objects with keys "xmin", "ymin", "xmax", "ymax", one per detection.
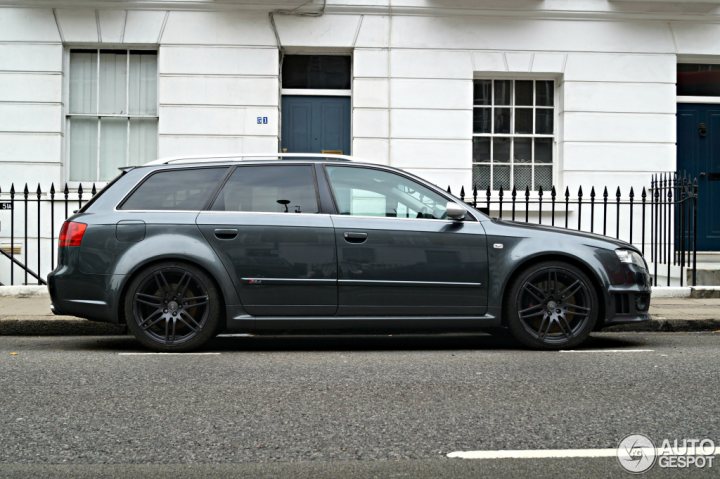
[{"xmin": 445, "ymin": 201, "xmax": 466, "ymax": 221}]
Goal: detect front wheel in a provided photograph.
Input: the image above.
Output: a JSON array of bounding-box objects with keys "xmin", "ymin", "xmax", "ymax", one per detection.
[
  {"xmin": 505, "ymin": 261, "xmax": 599, "ymax": 350},
  {"xmin": 124, "ymin": 262, "xmax": 221, "ymax": 352}
]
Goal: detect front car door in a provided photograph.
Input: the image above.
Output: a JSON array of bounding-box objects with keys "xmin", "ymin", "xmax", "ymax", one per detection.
[
  {"xmin": 323, "ymin": 165, "xmax": 488, "ymax": 316},
  {"xmin": 196, "ymin": 164, "xmax": 337, "ymax": 316}
]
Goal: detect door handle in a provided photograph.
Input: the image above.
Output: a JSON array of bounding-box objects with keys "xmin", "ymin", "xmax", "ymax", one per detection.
[
  {"xmin": 343, "ymin": 231, "xmax": 368, "ymax": 243},
  {"xmin": 214, "ymin": 228, "xmax": 238, "ymax": 240}
]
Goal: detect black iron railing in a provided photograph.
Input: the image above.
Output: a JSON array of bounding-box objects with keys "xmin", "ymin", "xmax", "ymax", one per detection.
[
  {"xmin": 0, "ymin": 173, "xmax": 699, "ymax": 287},
  {"xmin": 449, "ymin": 172, "xmax": 698, "ymax": 286}
]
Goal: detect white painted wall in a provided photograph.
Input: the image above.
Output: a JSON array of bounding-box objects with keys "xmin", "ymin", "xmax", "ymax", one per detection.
[{"xmin": 6, "ymin": 1, "xmax": 720, "ymax": 282}]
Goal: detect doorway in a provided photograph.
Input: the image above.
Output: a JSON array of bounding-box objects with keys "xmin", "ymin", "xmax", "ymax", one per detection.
[{"xmin": 677, "ymin": 103, "xmax": 720, "ymax": 250}]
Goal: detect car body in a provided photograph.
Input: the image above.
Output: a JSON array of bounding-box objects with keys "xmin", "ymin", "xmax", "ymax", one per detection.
[{"xmin": 48, "ymin": 154, "xmax": 651, "ymax": 351}]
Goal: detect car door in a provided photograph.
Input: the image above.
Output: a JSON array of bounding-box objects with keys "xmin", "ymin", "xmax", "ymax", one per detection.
[
  {"xmin": 196, "ymin": 164, "xmax": 337, "ymax": 316},
  {"xmin": 323, "ymin": 164, "xmax": 488, "ymax": 316}
]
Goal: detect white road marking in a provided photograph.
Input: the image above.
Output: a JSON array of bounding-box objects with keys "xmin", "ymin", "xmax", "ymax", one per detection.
[
  {"xmin": 447, "ymin": 449, "xmax": 618, "ymax": 459},
  {"xmin": 118, "ymin": 352, "xmax": 221, "ymax": 356},
  {"xmin": 448, "ymin": 447, "xmax": 720, "ymax": 460},
  {"xmin": 559, "ymin": 349, "xmax": 654, "ymax": 353}
]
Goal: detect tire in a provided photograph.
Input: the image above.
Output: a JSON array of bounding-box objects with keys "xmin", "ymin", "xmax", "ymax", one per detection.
[
  {"xmin": 124, "ymin": 261, "xmax": 221, "ymax": 352},
  {"xmin": 505, "ymin": 261, "xmax": 599, "ymax": 350}
]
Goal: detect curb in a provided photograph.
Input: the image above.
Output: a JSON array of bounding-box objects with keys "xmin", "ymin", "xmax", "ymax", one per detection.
[
  {"xmin": 1, "ymin": 318, "xmax": 717, "ymax": 336},
  {"xmin": 0, "ymin": 319, "xmax": 126, "ymax": 336}
]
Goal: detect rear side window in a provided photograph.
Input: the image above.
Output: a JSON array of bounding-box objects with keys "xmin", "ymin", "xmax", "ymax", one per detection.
[
  {"xmin": 120, "ymin": 167, "xmax": 227, "ymax": 210},
  {"xmin": 211, "ymin": 165, "xmax": 319, "ymax": 214}
]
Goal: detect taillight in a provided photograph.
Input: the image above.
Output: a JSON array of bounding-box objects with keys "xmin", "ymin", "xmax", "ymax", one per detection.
[{"xmin": 59, "ymin": 221, "xmax": 87, "ymax": 247}]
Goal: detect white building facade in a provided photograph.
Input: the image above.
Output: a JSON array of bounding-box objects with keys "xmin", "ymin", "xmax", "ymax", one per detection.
[{"xmin": 2, "ymin": 0, "xmax": 720, "ymax": 284}]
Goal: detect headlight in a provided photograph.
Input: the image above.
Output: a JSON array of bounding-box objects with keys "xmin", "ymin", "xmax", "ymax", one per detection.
[{"xmin": 615, "ymin": 249, "xmax": 646, "ymax": 269}]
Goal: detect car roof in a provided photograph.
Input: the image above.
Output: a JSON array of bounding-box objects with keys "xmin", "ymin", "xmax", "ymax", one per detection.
[{"xmin": 142, "ymin": 152, "xmax": 354, "ymax": 167}]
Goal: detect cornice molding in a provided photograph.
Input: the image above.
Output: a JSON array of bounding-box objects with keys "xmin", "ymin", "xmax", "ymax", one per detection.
[{"xmin": 2, "ymin": 1, "xmax": 720, "ymax": 23}]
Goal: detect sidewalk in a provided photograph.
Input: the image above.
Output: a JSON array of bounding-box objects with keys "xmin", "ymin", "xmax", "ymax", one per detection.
[{"xmin": 1, "ymin": 294, "xmax": 719, "ymax": 335}]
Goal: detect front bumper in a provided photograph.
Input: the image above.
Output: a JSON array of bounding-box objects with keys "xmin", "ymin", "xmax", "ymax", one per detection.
[{"xmin": 601, "ymin": 266, "xmax": 652, "ymax": 327}]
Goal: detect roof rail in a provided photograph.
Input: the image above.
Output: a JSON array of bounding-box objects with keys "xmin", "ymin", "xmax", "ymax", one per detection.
[{"xmin": 143, "ymin": 152, "xmax": 354, "ymax": 166}]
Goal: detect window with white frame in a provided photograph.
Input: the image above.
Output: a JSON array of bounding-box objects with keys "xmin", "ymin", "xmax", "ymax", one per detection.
[
  {"xmin": 68, "ymin": 49, "xmax": 158, "ymax": 181},
  {"xmin": 472, "ymin": 79, "xmax": 554, "ymax": 191}
]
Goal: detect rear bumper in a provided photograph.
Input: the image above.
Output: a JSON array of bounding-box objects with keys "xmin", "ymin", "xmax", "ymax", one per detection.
[{"xmin": 48, "ymin": 266, "xmax": 121, "ymax": 323}]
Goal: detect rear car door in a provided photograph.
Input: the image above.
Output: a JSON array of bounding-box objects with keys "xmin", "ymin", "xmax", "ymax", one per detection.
[
  {"xmin": 196, "ymin": 164, "xmax": 337, "ymax": 316},
  {"xmin": 323, "ymin": 165, "xmax": 488, "ymax": 316}
]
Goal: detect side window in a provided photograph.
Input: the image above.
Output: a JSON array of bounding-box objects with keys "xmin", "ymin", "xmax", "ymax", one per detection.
[
  {"xmin": 120, "ymin": 167, "xmax": 227, "ymax": 210},
  {"xmin": 325, "ymin": 166, "xmax": 450, "ymax": 219},
  {"xmin": 211, "ymin": 165, "xmax": 319, "ymax": 214}
]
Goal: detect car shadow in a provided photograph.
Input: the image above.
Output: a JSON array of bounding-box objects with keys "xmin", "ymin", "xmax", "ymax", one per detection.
[{"xmin": 66, "ymin": 330, "xmax": 652, "ymax": 353}]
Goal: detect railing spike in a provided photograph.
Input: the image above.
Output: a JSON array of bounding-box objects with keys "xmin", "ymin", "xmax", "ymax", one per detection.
[
  {"xmin": 577, "ymin": 185, "xmax": 583, "ymax": 197},
  {"xmin": 447, "ymin": 186, "xmax": 451, "ymax": 193},
  {"xmin": 78, "ymin": 183, "xmax": 83, "ymax": 194},
  {"xmin": 629, "ymin": 186, "xmax": 634, "ymax": 198},
  {"xmin": 590, "ymin": 186, "xmax": 595, "ymax": 198},
  {"xmin": 91, "ymin": 183, "xmax": 97, "ymax": 196},
  {"xmin": 10, "ymin": 183, "xmax": 15, "ymax": 195},
  {"xmin": 641, "ymin": 187, "xmax": 647, "ymax": 199},
  {"xmin": 616, "ymin": 186, "xmax": 621, "ymax": 197},
  {"xmin": 63, "ymin": 183, "xmax": 69, "ymax": 196},
  {"xmin": 564, "ymin": 186, "xmax": 569, "ymax": 198},
  {"xmin": 23, "ymin": 183, "xmax": 29, "ymax": 197},
  {"xmin": 498, "ymin": 186, "xmax": 504, "ymax": 198},
  {"xmin": 512, "ymin": 186, "xmax": 517, "ymax": 198},
  {"xmin": 36, "ymin": 184, "xmax": 42, "ymax": 197},
  {"xmin": 524, "ymin": 185, "xmax": 530, "ymax": 197},
  {"xmin": 538, "ymin": 185, "xmax": 543, "ymax": 196},
  {"xmin": 50, "ymin": 183, "xmax": 55, "ymax": 195},
  {"xmin": 551, "ymin": 185, "xmax": 556, "ymax": 198}
]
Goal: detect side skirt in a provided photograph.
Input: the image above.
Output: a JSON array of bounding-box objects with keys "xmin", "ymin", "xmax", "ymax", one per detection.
[{"xmin": 225, "ymin": 314, "xmax": 499, "ymax": 333}]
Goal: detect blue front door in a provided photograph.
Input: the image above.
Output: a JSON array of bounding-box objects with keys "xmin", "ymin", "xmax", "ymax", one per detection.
[
  {"xmin": 281, "ymin": 96, "xmax": 351, "ymax": 155},
  {"xmin": 677, "ymin": 103, "xmax": 720, "ymax": 250}
]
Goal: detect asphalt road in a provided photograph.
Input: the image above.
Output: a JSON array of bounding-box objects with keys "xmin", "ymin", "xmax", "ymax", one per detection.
[{"xmin": 1, "ymin": 332, "xmax": 719, "ymax": 478}]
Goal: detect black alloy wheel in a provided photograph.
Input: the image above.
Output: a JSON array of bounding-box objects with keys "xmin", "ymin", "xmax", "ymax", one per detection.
[
  {"xmin": 124, "ymin": 262, "xmax": 221, "ymax": 351},
  {"xmin": 506, "ymin": 261, "xmax": 598, "ymax": 349}
]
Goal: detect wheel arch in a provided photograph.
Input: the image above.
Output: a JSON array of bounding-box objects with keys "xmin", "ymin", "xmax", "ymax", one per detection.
[
  {"xmin": 116, "ymin": 256, "xmax": 229, "ymax": 326},
  {"xmin": 499, "ymin": 253, "xmax": 606, "ymax": 328}
]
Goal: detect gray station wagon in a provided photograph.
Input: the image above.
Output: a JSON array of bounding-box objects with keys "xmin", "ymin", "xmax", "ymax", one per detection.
[{"xmin": 47, "ymin": 153, "xmax": 651, "ymax": 351}]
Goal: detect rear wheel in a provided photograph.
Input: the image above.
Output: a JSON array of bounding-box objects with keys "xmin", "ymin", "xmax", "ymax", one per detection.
[
  {"xmin": 505, "ymin": 261, "xmax": 598, "ymax": 350},
  {"xmin": 124, "ymin": 262, "xmax": 221, "ymax": 352}
]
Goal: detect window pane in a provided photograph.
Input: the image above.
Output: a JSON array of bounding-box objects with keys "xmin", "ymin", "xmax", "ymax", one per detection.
[
  {"xmin": 535, "ymin": 109, "xmax": 553, "ymax": 134},
  {"xmin": 493, "ymin": 165, "xmax": 510, "ymax": 190},
  {"xmin": 493, "ymin": 138, "xmax": 510, "ymax": 163},
  {"xmin": 494, "ymin": 108, "xmax": 511, "ymax": 133},
  {"xmin": 69, "ymin": 51, "xmax": 97, "ymax": 114},
  {"xmin": 99, "ymin": 118, "xmax": 127, "ymax": 180},
  {"xmin": 99, "ymin": 51, "xmax": 127, "ymax": 114},
  {"xmin": 129, "ymin": 119, "xmax": 158, "ymax": 165},
  {"xmin": 212, "ymin": 166, "xmax": 318, "ymax": 214},
  {"xmin": 515, "ymin": 81, "xmax": 533, "ymax": 106},
  {"xmin": 535, "ymin": 138, "xmax": 553, "ymax": 163},
  {"xmin": 534, "ymin": 166, "xmax": 553, "ymax": 191},
  {"xmin": 514, "ymin": 108, "xmax": 532, "ymax": 134},
  {"xmin": 536, "ymin": 80, "xmax": 554, "ymax": 106},
  {"xmin": 473, "ymin": 137, "xmax": 490, "ymax": 162},
  {"xmin": 514, "ymin": 165, "xmax": 532, "ymax": 189},
  {"xmin": 326, "ymin": 166, "xmax": 449, "ymax": 219},
  {"xmin": 69, "ymin": 118, "xmax": 98, "ymax": 181},
  {"xmin": 473, "ymin": 108, "xmax": 491, "ymax": 133},
  {"xmin": 473, "ymin": 165, "xmax": 490, "ymax": 190},
  {"xmin": 474, "ymin": 80, "xmax": 492, "ymax": 105},
  {"xmin": 494, "ymin": 80, "xmax": 511, "ymax": 105},
  {"xmin": 129, "ymin": 52, "xmax": 157, "ymax": 115},
  {"xmin": 514, "ymin": 138, "xmax": 531, "ymax": 163},
  {"xmin": 282, "ymin": 55, "xmax": 351, "ymax": 89},
  {"xmin": 121, "ymin": 168, "xmax": 227, "ymax": 211}
]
